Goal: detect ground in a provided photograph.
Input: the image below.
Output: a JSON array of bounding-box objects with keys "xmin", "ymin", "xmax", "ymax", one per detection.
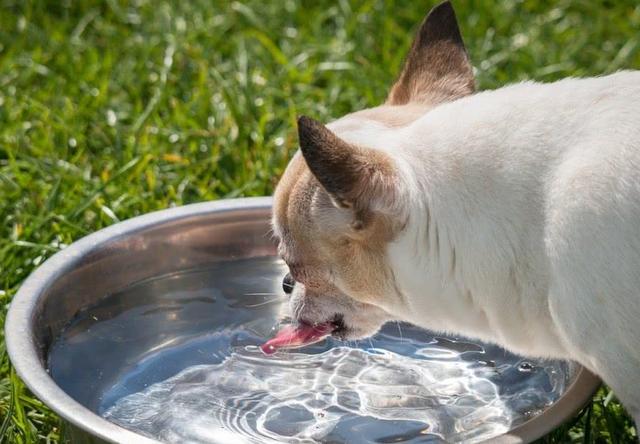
[{"xmin": 1, "ymin": 0, "xmax": 639, "ymax": 442}]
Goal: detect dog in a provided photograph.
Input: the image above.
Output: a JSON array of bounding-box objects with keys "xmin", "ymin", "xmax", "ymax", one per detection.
[{"xmin": 271, "ymin": 0, "xmax": 640, "ymax": 426}]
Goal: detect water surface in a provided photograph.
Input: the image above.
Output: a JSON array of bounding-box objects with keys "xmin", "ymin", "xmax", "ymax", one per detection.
[{"xmin": 49, "ymin": 257, "xmax": 572, "ymax": 443}]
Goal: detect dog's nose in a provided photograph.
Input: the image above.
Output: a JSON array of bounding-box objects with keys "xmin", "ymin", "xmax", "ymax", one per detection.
[{"xmin": 282, "ymin": 273, "xmax": 295, "ymax": 294}]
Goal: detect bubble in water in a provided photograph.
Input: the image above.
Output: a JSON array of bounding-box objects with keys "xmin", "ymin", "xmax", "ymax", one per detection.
[{"xmin": 518, "ymin": 362, "xmax": 535, "ymax": 373}]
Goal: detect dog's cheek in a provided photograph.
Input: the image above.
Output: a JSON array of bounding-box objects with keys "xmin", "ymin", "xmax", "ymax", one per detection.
[
  {"xmin": 331, "ymin": 247, "xmax": 394, "ymax": 308},
  {"xmin": 303, "ymin": 295, "xmax": 337, "ymax": 322}
]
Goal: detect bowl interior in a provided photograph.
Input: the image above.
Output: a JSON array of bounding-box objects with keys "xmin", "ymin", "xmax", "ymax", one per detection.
[{"xmin": 9, "ymin": 200, "xmax": 598, "ymax": 444}]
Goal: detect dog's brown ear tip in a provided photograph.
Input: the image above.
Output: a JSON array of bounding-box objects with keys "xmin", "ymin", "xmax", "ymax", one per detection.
[
  {"xmin": 297, "ymin": 116, "xmax": 333, "ymax": 153},
  {"xmin": 424, "ymin": 0, "xmax": 461, "ymax": 39},
  {"xmin": 297, "ymin": 115, "xmax": 319, "ymax": 131},
  {"xmin": 297, "ymin": 116, "xmax": 316, "ymax": 148},
  {"xmin": 431, "ymin": 0, "xmax": 455, "ymax": 16},
  {"xmin": 297, "ymin": 115, "xmax": 318, "ymax": 138},
  {"xmin": 297, "ymin": 115, "xmax": 309, "ymax": 126}
]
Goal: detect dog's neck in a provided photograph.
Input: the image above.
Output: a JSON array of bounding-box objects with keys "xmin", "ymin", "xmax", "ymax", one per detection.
[{"xmin": 380, "ymin": 83, "xmax": 579, "ymax": 358}]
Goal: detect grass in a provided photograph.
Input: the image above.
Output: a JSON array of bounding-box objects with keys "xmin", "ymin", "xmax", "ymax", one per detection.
[{"xmin": 1, "ymin": 0, "xmax": 639, "ymax": 442}]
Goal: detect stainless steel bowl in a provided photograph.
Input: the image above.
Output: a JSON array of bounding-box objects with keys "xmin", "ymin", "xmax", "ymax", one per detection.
[{"xmin": 5, "ymin": 197, "xmax": 600, "ymax": 444}]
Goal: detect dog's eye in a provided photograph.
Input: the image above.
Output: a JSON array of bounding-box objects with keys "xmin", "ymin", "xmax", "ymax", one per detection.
[{"xmin": 282, "ymin": 273, "xmax": 295, "ymax": 294}]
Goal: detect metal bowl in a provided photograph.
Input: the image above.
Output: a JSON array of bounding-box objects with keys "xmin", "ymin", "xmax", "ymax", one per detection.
[{"xmin": 5, "ymin": 197, "xmax": 600, "ymax": 444}]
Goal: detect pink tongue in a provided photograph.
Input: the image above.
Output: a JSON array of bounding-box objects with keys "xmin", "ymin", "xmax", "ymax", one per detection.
[{"xmin": 260, "ymin": 323, "xmax": 333, "ymax": 355}]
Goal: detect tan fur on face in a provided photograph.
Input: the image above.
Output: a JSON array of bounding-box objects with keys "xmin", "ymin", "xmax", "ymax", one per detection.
[{"xmin": 273, "ymin": 151, "xmax": 400, "ymax": 306}]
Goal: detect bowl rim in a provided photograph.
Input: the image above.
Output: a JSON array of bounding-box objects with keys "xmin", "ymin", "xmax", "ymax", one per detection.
[{"xmin": 5, "ymin": 197, "xmax": 600, "ymax": 444}]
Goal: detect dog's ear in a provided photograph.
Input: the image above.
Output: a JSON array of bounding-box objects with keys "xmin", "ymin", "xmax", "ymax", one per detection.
[
  {"xmin": 297, "ymin": 116, "xmax": 396, "ymax": 213},
  {"xmin": 386, "ymin": 1, "xmax": 474, "ymax": 106}
]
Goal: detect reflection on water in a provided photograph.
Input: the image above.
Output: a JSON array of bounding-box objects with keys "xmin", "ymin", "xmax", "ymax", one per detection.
[{"xmin": 49, "ymin": 257, "xmax": 572, "ymax": 444}]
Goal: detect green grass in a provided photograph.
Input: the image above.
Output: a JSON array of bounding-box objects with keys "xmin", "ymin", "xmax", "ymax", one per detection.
[{"xmin": 1, "ymin": 0, "xmax": 639, "ymax": 442}]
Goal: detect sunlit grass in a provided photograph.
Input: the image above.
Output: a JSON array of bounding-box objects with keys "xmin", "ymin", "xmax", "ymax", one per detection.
[{"xmin": 1, "ymin": 0, "xmax": 639, "ymax": 442}]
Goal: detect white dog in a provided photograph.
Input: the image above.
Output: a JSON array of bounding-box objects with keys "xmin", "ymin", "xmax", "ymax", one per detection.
[{"xmin": 270, "ymin": 0, "xmax": 640, "ymax": 426}]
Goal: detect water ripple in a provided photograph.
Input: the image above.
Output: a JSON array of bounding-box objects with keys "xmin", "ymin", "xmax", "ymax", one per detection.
[
  {"xmin": 48, "ymin": 258, "xmax": 571, "ymax": 444},
  {"xmin": 103, "ymin": 342, "xmax": 562, "ymax": 443}
]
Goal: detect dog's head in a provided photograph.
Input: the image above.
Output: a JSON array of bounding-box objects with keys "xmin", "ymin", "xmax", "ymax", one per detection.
[{"xmin": 272, "ymin": 1, "xmax": 475, "ymax": 340}]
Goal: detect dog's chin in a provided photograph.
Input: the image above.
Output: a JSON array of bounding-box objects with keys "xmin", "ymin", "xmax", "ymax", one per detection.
[
  {"xmin": 331, "ymin": 325, "xmax": 378, "ymax": 341},
  {"xmin": 329, "ymin": 313, "xmax": 384, "ymax": 341}
]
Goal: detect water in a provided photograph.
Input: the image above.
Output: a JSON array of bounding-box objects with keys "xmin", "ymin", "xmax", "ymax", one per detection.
[{"xmin": 48, "ymin": 257, "xmax": 573, "ymax": 444}]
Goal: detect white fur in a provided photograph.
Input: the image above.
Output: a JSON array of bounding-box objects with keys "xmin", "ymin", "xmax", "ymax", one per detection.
[{"xmin": 331, "ymin": 71, "xmax": 640, "ymax": 422}]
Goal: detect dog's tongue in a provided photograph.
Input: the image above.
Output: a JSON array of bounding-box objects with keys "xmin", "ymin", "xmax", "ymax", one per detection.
[{"xmin": 260, "ymin": 323, "xmax": 332, "ymax": 355}]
